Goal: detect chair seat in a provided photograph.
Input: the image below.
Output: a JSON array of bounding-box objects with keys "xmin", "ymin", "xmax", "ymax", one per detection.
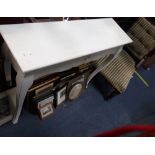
[
  {"xmin": 95, "ymin": 50, "xmax": 135, "ymax": 93},
  {"xmin": 127, "ymin": 18, "xmax": 155, "ymax": 60}
]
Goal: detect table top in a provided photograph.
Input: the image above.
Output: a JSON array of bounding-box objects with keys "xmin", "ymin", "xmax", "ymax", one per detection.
[{"xmin": 0, "ymin": 18, "xmax": 132, "ymax": 73}]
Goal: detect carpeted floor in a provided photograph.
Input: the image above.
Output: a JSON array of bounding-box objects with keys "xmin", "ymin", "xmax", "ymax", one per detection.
[{"xmin": 0, "ymin": 65, "xmax": 155, "ymax": 137}]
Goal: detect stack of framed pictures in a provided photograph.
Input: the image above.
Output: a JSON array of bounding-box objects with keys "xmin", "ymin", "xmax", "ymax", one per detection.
[
  {"xmin": 25, "ymin": 74, "xmax": 59, "ymax": 118},
  {"xmin": 24, "ymin": 63, "xmax": 93, "ymax": 120}
]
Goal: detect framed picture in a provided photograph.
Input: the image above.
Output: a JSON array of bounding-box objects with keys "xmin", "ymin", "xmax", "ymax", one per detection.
[
  {"xmin": 37, "ymin": 96, "xmax": 54, "ymax": 119},
  {"xmin": 56, "ymin": 86, "xmax": 67, "ymax": 105}
]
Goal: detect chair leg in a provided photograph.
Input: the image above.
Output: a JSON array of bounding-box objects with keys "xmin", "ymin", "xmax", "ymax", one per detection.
[{"xmin": 135, "ymin": 70, "xmax": 149, "ymax": 87}]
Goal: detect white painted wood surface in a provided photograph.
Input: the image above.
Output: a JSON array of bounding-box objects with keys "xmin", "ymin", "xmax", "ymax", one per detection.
[
  {"xmin": 0, "ymin": 18, "xmax": 132, "ymax": 73},
  {"xmin": 0, "ymin": 18, "xmax": 132, "ymax": 124}
]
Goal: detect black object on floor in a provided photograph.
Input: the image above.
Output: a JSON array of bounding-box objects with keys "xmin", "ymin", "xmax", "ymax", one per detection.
[{"xmin": 92, "ymin": 73, "xmax": 118, "ymax": 100}]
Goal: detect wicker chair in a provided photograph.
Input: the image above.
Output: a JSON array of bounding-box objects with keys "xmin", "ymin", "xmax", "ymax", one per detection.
[
  {"xmin": 95, "ymin": 17, "xmax": 155, "ymax": 98},
  {"xmin": 95, "ymin": 50, "xmax": 135, "ymax": 94},
  {"xmin": 127, "ymin": 18, "xmax": 155, "ymax": 68}
]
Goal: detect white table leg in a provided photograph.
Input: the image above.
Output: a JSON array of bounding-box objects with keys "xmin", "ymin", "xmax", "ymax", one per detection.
[
  {"xmin": 86, "ymin": 47, "xmax": 123, "ymax": 87},
  {"xmin": 12, "ymin": 72, "xmax": 34, "ymax": 124}
]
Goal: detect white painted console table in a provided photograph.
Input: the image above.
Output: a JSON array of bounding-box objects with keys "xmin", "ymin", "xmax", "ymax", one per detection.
[{"xmin": 0, "ymin": 18, "xmax": 132, "ymax": 124}]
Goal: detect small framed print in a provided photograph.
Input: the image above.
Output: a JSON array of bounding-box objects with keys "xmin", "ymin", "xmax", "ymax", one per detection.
[
  {"xmin": 37, "ymin": 96, "xmax": 54, "ymax": 119},
  {"xmin": 56, "ymin": 86, "xmax": 67, "ymax": 105}
]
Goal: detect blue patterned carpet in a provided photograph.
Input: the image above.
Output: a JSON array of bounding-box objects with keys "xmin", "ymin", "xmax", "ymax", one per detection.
[{"xmin": 0, "ymin": 65, "xmax": 155, "ymax": 136}]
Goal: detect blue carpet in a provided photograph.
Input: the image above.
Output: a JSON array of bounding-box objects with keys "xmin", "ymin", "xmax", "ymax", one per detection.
[{"xmin": 0, "ymin": 65, "xmax": 155, "ymax": 137}]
